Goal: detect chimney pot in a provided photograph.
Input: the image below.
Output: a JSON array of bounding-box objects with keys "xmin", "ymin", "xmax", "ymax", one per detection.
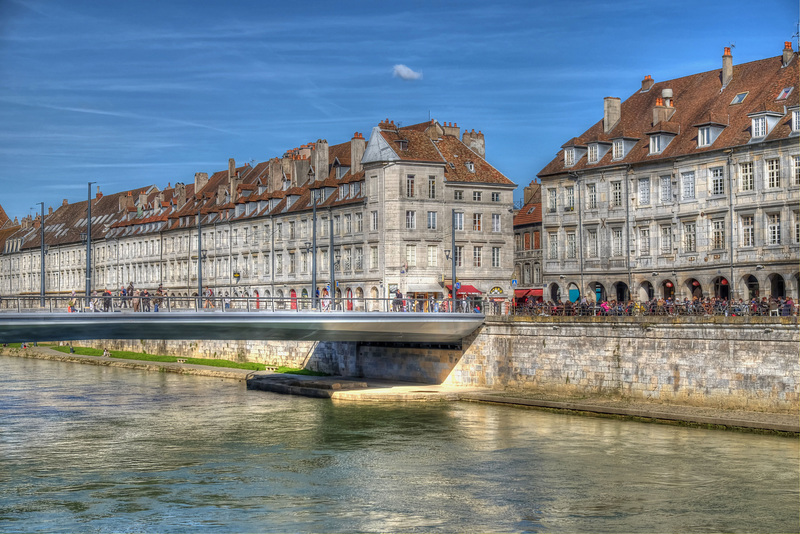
[
  {"xmin": 783, "ymin": 41, "xmax": 794, "ymax": 67},
  {"xmin": 722, "ymin": 47, "xmax": 733, "ymax": 87},
  {"xmin": 641, "ymin": 74, "xmax": 655, "ymax": 91},
  {"xmin": 785, "ymin": 41, "xmax": 792, "ymax": 50}
]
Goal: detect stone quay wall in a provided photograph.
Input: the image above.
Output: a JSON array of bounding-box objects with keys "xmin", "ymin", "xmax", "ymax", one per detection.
[
  {"xmin": 449, "ymin": 316, "xmax": 799, "ymax": 413},
  {"xmin": 82, "ymin": 315, "xmax": 799, "ymax": 413}
]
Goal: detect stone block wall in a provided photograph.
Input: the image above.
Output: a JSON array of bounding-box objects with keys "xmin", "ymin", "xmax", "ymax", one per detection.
[{"xmin": 449, "ymin": 316, "xmax": 799, "ymax": 413}]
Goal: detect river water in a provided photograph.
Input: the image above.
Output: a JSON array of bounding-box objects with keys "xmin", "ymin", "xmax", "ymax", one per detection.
[{"xmin": 1, "ymin": 356, "xmax": 797, "ymax": 533}]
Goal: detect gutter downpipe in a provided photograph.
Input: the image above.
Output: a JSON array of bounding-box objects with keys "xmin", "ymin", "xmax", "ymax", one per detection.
[
  {"xmin": 570, "ymin": 172, "xmax": 584, "ymax": 299},
  {"xmin": 625, "ymin": 167, "xmax": 633, "ymax": 299}
]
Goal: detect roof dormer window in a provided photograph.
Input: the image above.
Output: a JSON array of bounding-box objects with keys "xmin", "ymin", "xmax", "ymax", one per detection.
[
  {"xmin": 564, "ymin": 148, "xmax": 575, "ymax": 166},
  {"xmin": 612, "ymin": 139, "xmax": 623, "ymax": 159},
  {"xmin": 465, "ymin": 161, "xmax": 475, "ymax": 172},
  {"xmin": 650, "ymin": 135, "xmax": 662, "ymax": 154},
  {"xmin": 587, "ymin": 144, "xmax": 598, "ymax": 163},
  {"xmin": 791, "ymin": 108, "xmax": 800, "ymax": 133},
  {"xmin": 695, "ymin": 121, "xmax": 726, "ymax": 148},
  {"xmin": 748, "ymin": 110, "xmax": 783, "ymax": 141},
  {"xmin": 730, "ymin": 92, "xmax": 748, "ymax": 105}
]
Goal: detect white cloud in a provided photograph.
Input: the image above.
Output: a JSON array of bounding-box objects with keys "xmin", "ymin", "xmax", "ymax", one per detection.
[{"xmin": 392, "ymin": 64, "xmax": 423, "ymax": 81}]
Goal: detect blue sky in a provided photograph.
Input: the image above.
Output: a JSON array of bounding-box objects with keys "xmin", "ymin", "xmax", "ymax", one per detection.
[{"xmin": 1, "ymin": 0, "xmax": 797, "ymax": 219}]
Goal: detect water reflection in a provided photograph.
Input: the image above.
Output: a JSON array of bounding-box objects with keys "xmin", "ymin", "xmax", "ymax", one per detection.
[{"xmin": 0, "ymin": 356, "xmax": 797, "ymax": 533}]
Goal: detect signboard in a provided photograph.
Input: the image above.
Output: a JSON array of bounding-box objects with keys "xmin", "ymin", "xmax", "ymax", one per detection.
[
  {"xmin": 455, "ymin": 282, "xmax": 461, "ymax": 289},
  {"xmin": 511, "ymin": 279, "xmax": 517, "ymax": 286}
]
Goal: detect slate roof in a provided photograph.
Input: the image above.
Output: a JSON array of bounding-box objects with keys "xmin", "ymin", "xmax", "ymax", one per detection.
[{"xmin": 538, "ymin": 48, "xmax": 799, "ymax": 178}]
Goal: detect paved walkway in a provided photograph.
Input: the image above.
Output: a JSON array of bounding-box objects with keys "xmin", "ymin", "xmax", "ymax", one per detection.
[{"xmin": 4, "ymin": 346, "xmax": 798, "ymax": 434}]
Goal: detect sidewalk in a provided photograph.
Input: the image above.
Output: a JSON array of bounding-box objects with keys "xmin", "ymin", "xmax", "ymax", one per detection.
[{"xmin": 4, "ymin": 346, "xmax": 797, "ymax": 434}]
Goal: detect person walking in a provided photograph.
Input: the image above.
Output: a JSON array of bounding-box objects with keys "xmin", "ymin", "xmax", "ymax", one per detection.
[{"xmin": 132, "ymin": 289, "xmax": 141, "ymax": 312}]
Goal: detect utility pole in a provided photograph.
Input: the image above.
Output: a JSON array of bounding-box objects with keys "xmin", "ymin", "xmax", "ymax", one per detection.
[{"xmin": 85, "ymin": 181, "xmax": 96, "ymax": 307}]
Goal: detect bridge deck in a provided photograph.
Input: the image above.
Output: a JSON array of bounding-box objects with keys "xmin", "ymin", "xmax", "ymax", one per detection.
[{"xmin": 0, "ymin": 311, "xmax": 484, "ymax": 344}]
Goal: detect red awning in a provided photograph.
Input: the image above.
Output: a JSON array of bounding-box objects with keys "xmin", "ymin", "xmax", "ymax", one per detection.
[
  {"xmin": 514, "ymin": 289, "xmax": 532, "ymax": 298},
  {"xmin": 446, "ymin": 284, "xmax": 483, "ymax": 296},
  {"xmin": 531, "ymin": 288, "xmax": 543, "ymax": 297}
]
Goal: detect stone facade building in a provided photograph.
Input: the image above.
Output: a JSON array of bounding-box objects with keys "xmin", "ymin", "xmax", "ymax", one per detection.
[
  {"xmin": 0, "ymin": 119, "xmax": 516, "ymax": 308},
  {"xmin": 536, "ymin": 43, "xmax": 799, "ymax": 303},
  {"xmin": 512, "ymin": 182, "xmax": 543, "ymax": 302}
]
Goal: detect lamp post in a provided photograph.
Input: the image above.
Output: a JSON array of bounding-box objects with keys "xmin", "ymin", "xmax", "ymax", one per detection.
[
  {"xmin": 329, "ymin": 216, "xmax": 335, "ymax": 308},
  {"xmin": 35, "ymin": 202, "xmax": 45, "ymax": 307},
  {"xmin": 451, "ymin": 209, "xmax": 458, "ymax": 311},
  {"xmin": 85, "ymin": 181, "xmax": 96, "ymax": 307},
  {"xmin": 309, "ymin": 172, "xmax": 318, "ymax": 309}
]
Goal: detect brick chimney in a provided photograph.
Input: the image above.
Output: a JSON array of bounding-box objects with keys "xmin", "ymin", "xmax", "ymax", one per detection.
[
  {"xmin": 722, "ymin": 47, "xmax": 733, "ymax": 87},
  {"xmin": 350, "ymin": 132, "xmax": 366, "ymax": 174},
  {"xmin": 641, "ymin": 75, "xmax": 655, "ymax": 92},
  {"xmin": 95, "ymin": 185, "xmax": 102, "ymax": 200},
  {"xmin": 603, "ymin": 97, "xmax": 621, "ymax": 133},
  {"xmin": 62, "ymin": 199, "xmax": 68, "ymax": 207},
  {"xmin": 783, "ymin": 41, "xmax": 794, "ymax": 67},
  {"xmin": 652, "ymin": 97, "xmax": 674, "ymax": 125}
]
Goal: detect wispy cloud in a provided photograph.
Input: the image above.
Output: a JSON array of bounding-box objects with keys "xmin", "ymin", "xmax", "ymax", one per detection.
[{"xmin": 392, "ymin": 64, "xmax": 423, "ymax": 81}]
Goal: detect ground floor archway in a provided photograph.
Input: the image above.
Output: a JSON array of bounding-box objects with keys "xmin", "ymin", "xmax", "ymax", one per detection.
[
  {"xmin": 712, "ymin": 277, "xmax": 730, "ymax": 299},
  {"xmin": 661, "ymin": 279, "xmax": 675, "ymax": 299},
  {"xmin": 613, "ymin": 282, "xmax": 629, "ymax": 302},
  {"xmin": 769, "ymin": 274, "xmax": 785, "ymax": 298}
]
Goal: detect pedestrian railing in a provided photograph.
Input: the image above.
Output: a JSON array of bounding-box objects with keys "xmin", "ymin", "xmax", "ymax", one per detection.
[
  {"xmin": 508, "ymin": 301, "xmax": 799, "ymax": 318},
  {"xmin": 0, "ymin": 295, "xmax": 482, "ymax": 314}
]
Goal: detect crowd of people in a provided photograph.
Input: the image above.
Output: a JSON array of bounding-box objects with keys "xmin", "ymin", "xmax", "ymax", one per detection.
[
  {"xmin": 514, "ymin": 295, "xmax": 798, "ymax": 317},
  {"xmin": 68, "ymin": 282, "xmax": 167, "ymax": 312}
]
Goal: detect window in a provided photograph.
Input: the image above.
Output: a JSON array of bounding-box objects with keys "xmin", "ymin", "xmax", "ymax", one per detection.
[
  {"xmin": 492, "ymin": 247, "xmax": 500, "ymax": 268},
  {"xmin": 793, "ymin": 155, "xmax": 800, "ymax": 186},
  {"xmin": 650, "ymin": 135, "xmax": 662, "ymax": 154},
  {"xmin": 491, "ymin": 192, "xmax": 501, "ymax": 202},
  {"xmin": 741, "ymin": 215, "xmax": 754, "ymax": 247},
  {"xmin": 465, "ymin": 161, "xmax": 475, "ymax": 173},
  {"xmin": 730, "ymin": 92, "xmax": 747, "ymax": 105},
  {"xmin": 777, "ymin": 87, "xmax": 793, "ymax": 100},
  {"xmin": 683, "ymin": 222, "xmax": 696, "ymax": 252},
  {"xmin": 740, "ymin": 162, "xmax": 754, "ymax": 191},
  {"xmin": 454, "ymin": 190, "xmax": 463, "ymax": 201},
  {"xmin": 795, "ymin": 212, "xmax": 800, "ymax": 244},
  {"xmin": 793, "ymin": 110, "xmax": 800, "ymax": 132},
  {"xmin": 566, "ymin": 232, "xmax": 576, "ymax": 258},
  {"xmin": 587, "ymin": 229, "xmax": 598, "ymax": 258},
  {"xmin": 454, "ymin": 212, "xmax": 464, "ymax": 231},
  {"xmin": 276, "ymin": 253, "xmax": 283, "ymax": 274},
  {"xmin": 711, "ymin": 167, "xmax": 725, "ymax": 196},
  {"xmin": 405, "ymin": 210, "xmax": 416, "ymax": 230},
  {"xmin": 427, "ymin": 211, "xmax": 437, "ymax": 230},
  {"xmin": 752, "ymin": 116, "xmax": 767, "ymax": 138},
  {"xmin": 473, "ymin": 246, "xmax": 482, "ymax": 267},
  {"xmin": 406, "ymin": 245, "xmax": 416, "ymax": 267},
  {"xmin": 289, "ymin": 253, "xmax": 296, "ymax": 274},
  {"xmin": 588, "ymin": 144, "xmax": 598, "ymax": 163},
  {"xmin": 565, "ymin": 186, "xmax": 575, "ymax": 210},
  {"xmin": 371, "ymin": 211, "xmax": 378, "ymax": 231},
  {"xmin": 427, "ymin": 245, "xmax": 437, "ymax": 267},
  {"xmin": 712, "ymin": 219, "xmax": 725, "ymax": 249},
  {"xmin": 355, "ymin": 212, "xmax": 363, "ymax": 233},
  {"xmin": 660, "ymin": 175, "xmax": 672, "ymax": 203},
  {"xmin": 611, "ymin": 181, "xmax": 622, "ymax": 207},
  {"xmin": 355, "ymin": 247, "xmax": 363, "ymax": 270},
  {"xmin": 334, "ymin": 216, "xmax": 342, "ymax": 235},
  {"xmin": 344, "ymin": 214, "xmax": 352, "ymax": 234},
  {"xmin": 638, "ymin": 178, "xmax": 650, "ymax": 205},
  {"xmin": 428, "ymin": 177, "xmax": 436, "ymax": 199},
  {"xmin": 473, "ymin": 191, "xmax": 482, "ymax": 202},
  {"xmin": 406, "ymin": 175, "xmax": 415, "ymax": 197},
  {"xmin": 612, "ymin": 229, "xmax": 623, "ymax": 256},
  {"xmin": 370, "ymin": 246, "xmax": 378, "ymax": 269},
  {"xmin": 612, "ymin": 139, "xmax": 623, "ymax": 160},
  {"xmin": 587, "ymin": 183, "xmax": 597, "ymax": 209},
  {"xmin": 768, "ymin": 213, "xmax": 781, "ymax": 245},
  {"xmin": 548, "ymin": 232, "xmax": 558, "ymax": 259},
  {"xmin": 660, "ymin": 226, "xmax": 672, "ymax": 254},
  {"xmin": 548, "ymin": 189, "xmax": 557, "ymax": 212},
  {"xmin": 472, "ymin": 213, "xmax": 482, "ymax": 231},
  {"xmin": 564, "ymin": 148, "xmax": 575, "ymax": 166},
  {"xmin": 455, "ymin": 246, "xmax": 463, "ymax": 267},
  {"xmin": 766, "ymin": 159, "xmax": 780, "ymax": 188},
  {"xmin": 639, "ymin": 228, "xmax": 650, "ymax": 255},
  {"xmin": 681, "ymin": 171, "xmax": 695, "ymax": 199},
  {"xmin": 698, "ymin": 126, "xmax": 712, "ymax": 147},
  {"xmin": 492, "ymin": 213, "xmax": 501, "ymax": 232}
]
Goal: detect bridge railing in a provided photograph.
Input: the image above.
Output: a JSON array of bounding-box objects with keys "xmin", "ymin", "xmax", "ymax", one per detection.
[{"xmin": 0, "ymin": 295, "xmax": 484, "ymax": 314}]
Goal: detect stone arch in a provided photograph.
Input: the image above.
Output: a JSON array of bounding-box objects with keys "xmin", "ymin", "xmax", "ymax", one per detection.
[{"xmin": 768, "ymin": 273, "xmax": 786, "ymax": 298}]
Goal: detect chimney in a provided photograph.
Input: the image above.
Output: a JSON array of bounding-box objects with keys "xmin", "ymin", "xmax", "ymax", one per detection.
[
  {"xmin": 313, "ymin": 139, "xmax": 329, "ymax": 182},
  {"xmin": 603, "ymin": 97, "xmax": 621, "ymax": 133},
  {"xmin": 462, "ymin": 129, "xmax": 486, "ymax": 158},
  {"xmin": 350, "ymin": 132, "xmax": 366, "ymax": 174},
  {"xmin": 442, "ymin": 121, "xmax": 461, "ymax": 138},
  {"xmin": 194, "ymin": 172, "xmax": 208, "ymax": 192},
  {"xmin": 722, "ymin": 47, "xmax": 733, "ymax": 87},
  {"xmin": 48, "ymin": 206, "xmax": 53, "ymax": 215},
  {"xmin": 652, "ymin": 97, "xmax": 673, "ymax": 125},
  {"xmin": 228, "ymin": 158, "xmax": 235, "ymax": 180},
  {"xmin": 95, "ymin": 185, "xmax": 102, "ymax": 200},
  {"xmin": 783, "ymin": 41, "xmax": 794, "ymax": 67},
  {"xmin": 661, "ymin": 88, "xmax": 673, "ymax": 107},
  {"xmin": 62, "ymin": 199, "xmax": 68, "ymax": 207},
  {"xmin": 641, "ymin": 75, "xmax": 655, "ymax": 92}
]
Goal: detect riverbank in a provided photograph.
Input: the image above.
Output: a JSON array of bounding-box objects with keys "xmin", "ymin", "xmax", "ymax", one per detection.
[{"xmin": 3, "ymin": 346, "xmax": 797, "ymax": 434}]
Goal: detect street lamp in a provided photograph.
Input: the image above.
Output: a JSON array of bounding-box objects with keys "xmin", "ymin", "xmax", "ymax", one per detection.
[
  {"xmin": 308, "ymin": 169, "xmax": 318, "ymax": 309},
  {"xmin": 85, "ymin": 181, "xmax": 96, "ymax": 307},
  {"xmin": 35, "ymin": 202, "xmax": 45, "ymax": 307}
]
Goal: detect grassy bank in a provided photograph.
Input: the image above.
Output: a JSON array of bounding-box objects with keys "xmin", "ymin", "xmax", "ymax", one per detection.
[{"xmin": 50, "ymin": 345, "xmax": 266, "ymax": 371}]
